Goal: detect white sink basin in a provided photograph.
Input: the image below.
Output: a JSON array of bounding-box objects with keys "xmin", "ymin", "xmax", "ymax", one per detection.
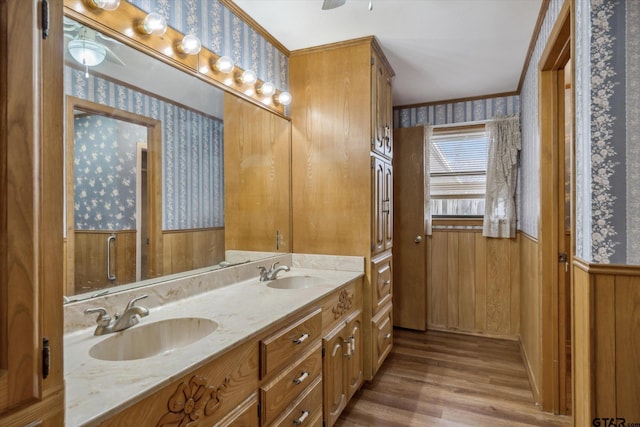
[
  {"xmin": 266, "ymin": 275, "xmax": 327, "ymax": 289},
  {"xmin": 89, "ymin": 317, "xmax": 218, "ymax": 361}
]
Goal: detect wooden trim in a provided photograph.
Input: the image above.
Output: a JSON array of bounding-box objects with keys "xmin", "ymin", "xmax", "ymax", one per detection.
[
  {"xmin": 74, "ymin": 229, "xmax": 137, "ymax": 235},
  {"xmin": 220, "ymin": 0, "xmax": 290, "ymax": 56},
  {"xmin": 520, "ymin": 339, "xmax": 542, "ymax": 403},
  {"xmin": 573, "ymin": 258, "xmax": 640, "ymax": 276},
  {"xmin": 290, "ymin": 36, "xmax": 375, "ymax": 57},
  {"xmin": 518, "ymin": 230, "xmax": 539, "ymax": 244},
  {"xmin": 393, "ymin": 91, "xmax": 519, "ymax": 111},
  {"xmin": 371, "ymin": 37, "xmax": 395, "ymax": 77},
  {"xmin": 539, "ymin": 1, "xmax": 571, "ymax": 71},
  {"xmin": 426, "ymin": 325, "xmax": 519, "ymax": 341},
  {"xmin": 517, "ymin": 0, "xmax": 552, "ymax": 91},
  {"xmin": 163, "ymin": 227, "xmax": 224, "ymax": 234},
  {"xmin": 432, "ymin": 123, "xmax": 486, "ymax": 134},
  {"xmin": 432, "ymin": 218, "xmax": 483, "ymax": 227},
  {"xmin": 537, "ymin": 2, "xmax": 571, "ymax": 413}
]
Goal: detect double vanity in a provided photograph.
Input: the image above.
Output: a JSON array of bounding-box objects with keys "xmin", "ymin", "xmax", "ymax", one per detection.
[{"xmin": 64, "ymin": 253, "xmax": 365, "ymax": 426}]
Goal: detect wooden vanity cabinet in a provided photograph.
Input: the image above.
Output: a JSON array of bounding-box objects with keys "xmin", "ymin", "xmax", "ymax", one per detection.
[
  {"xmin": 259, "ymin": 309, "xmax": 323, "ymax": 426},
  {"xmin": 290, "ymin": 36, "xmax": 394, "ymax": 383},
  {"xmin": 98, "ymin": 339, "xmax": 259, "ymax": 427}
]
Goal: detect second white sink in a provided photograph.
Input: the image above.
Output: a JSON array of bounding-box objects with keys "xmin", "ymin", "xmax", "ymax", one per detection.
[
  {"xmin": 266, "ymin": 275, "xmax": 327, "ymax": 289},
  {"xmin": 89, "ymin": 317, "xmax": 218, "ymax": 361}
]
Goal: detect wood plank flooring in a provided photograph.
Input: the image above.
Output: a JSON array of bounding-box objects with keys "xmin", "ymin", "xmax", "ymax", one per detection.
[{"xmin": 336, "ymin": 329, "xmax": 572, "ymax": 426}]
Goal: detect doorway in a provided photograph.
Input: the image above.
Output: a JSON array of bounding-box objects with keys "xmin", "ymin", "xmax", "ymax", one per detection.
[
  {"xmin": 538, "ymin": 3, "xmax": 573, "ymax": 415},
  {"xmin": 65, "ymin": 96, "xmax": 163, "ymax": 296}
]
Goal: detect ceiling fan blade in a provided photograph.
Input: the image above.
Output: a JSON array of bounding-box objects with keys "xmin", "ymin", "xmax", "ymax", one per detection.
[{"xmin": 322, "ymin": 0, "xmax": 346, "ymax": 10}]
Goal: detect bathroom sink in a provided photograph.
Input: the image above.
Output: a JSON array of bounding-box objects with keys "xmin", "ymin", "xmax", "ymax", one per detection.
[
  {"xmin": 266, "ymin": 275, "xmax": 327, "ymax": 290},
  {"xmin": 89, "ymin": 317, "xmax": 218, "ymax": 361}
]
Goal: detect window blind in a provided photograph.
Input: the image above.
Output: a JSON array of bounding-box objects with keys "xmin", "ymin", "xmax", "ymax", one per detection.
[{"xmin": 430, "ymin": 128, "xmax": 488, "ymax": 197}]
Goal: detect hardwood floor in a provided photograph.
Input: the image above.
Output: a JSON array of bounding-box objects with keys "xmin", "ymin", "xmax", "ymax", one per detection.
[{"xmin": 336, "ymin": 329, "xmax": 572, "ymax": 426}]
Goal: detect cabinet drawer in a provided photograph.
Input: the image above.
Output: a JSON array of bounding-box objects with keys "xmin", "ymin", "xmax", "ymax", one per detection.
[
  {"xmin": 214, "ymin": 392, "xmax": 259, "ymax": 427},
  {"xmin": 261, "ymin": 343, "xmax": 322, "ymax": 425},
  {"xmin": 372, "ymin": 301, "xmax": 393, "ymax": 377},
  {"xmin": 270, "ymin": 376, "xmax": 323, "ymax": 427},
  {"xmin": 371, "ymin": 252, "xmax": 392, "ymax": 315},
  {"xmin": 261, "ymin": 309, "xmax": 322, "ymax": 379},
  {"xmin": 320, "ymin": 279, "xmax": 362, "ymax": 334}
]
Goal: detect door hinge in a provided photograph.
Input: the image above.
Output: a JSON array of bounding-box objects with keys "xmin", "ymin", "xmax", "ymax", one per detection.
[
  {"xmin": 322, "ymin": 345, "xmax": 325, "ymax": 358},
  {"xmin": 42, "ymin": 337, "xmax": 50, "ymax": 379},
  {"xmin": 41, "ymin": 0, "xmax": 50, "ymax": 40},
  {"xmin": 371, "ymin": 56, "xmax": 375, "ymax": 66},
  {"xmin": 257, "ymin": 402, "xmax": 261, "ymax": 418}
]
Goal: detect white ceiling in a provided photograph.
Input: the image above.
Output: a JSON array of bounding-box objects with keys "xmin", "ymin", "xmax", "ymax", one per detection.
[{"xmin": 233, "ymin": 0, "xmax": 543, "ymax": 106}]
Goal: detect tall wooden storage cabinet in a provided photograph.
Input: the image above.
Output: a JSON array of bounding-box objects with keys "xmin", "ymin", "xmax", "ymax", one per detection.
[
  {"xmin": 0, "ymin": 0, "xmax": 65, "ymax": 425},
  {"xmin": 290, "ymin": 36, "xmax": 395, "ymax": 382}
]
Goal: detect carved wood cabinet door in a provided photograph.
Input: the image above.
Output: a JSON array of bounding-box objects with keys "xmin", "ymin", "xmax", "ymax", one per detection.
[{"xmin": 322, "ymin": 324, "xmax": 347, "ymax": 427}]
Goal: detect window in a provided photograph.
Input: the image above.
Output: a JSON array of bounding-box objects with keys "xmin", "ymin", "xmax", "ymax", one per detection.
[{"xmin": 430, "ymin": 125, "xmax": 488, "ymax": 217}]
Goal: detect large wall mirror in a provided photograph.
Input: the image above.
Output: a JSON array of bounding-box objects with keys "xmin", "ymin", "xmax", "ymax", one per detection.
[{"xmin": 63, "ymin": 10, "xmax": 291, "ymax": 302}]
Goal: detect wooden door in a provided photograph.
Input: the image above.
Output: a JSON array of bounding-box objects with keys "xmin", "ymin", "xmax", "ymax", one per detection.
[
  {"xmin": 345, "ymin": 311, "xmax": 363, "ymax": 401},
  {"xmin": 392, "ymin": 126, "xmax": 427, "ymax": 330},
  {"xmin": 322, "ymin": 324, "xmax": 347, "ymax": 427},
  {"xmin": 0, "ymin": 0, "xmax": 65, "ymax": 424}
]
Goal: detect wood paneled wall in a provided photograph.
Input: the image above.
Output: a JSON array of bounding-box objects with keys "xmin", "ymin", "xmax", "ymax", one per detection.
[
  {"xmin": 519, "ymin": 232, "xmax": 541, "ymax": 402},
  {"xmin": 74, "ymin": 230, "xmax": 137, "ymax": 294},
  {"xmin": 573, "ymin": 261, "xmax": 640, "ymax": 424},
  {"xmin": 427, "ymin": 228, "xmax": 520, "ymax": 338},
  {"xmin": 162, "ymin": 228, "xmax": 225, "ymax": 275}
]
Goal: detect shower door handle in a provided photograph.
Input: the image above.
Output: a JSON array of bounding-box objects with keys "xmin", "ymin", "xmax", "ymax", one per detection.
[{"xmin": 106, "ymin": 233, "xmax": 116, "ymax": 281}]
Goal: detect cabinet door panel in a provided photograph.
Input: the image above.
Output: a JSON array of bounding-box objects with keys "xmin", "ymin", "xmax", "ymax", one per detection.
[
  {"xmin": 345, "ymin": 311, "xmax": 363, "ymax": 401},
  {"xmin": 372, "ymin": 302, "xmax": 393, "ymax": 377},
  {"xmin": 372, "ymin": 157, "xmax": 385, "ymax": 254},
  {"xmin": 384, "ymin": 162, "xmax": 393, "ymax": 250},
  {"xmin": 323, "ymin": 326, "xmax": 347, "ymax": 427},
  {"xmin": 372, "ymin": 253, "xmax": 393, "ymax": 315}
]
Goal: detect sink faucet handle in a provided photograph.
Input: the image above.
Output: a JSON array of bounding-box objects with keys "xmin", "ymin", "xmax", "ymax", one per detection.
[
  {"xmin": 270, "ymin": 261, "xmax": 280, "ymax": 271},
  {"xmin": 125, "ymin": 294, "xmax": 148, "ymax": 311},
  {"xmin": 84, "ymin": 307, "xmax": 111, "ymax": 325}
]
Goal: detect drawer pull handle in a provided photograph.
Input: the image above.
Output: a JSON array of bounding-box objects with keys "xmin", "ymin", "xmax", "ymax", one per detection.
[
  {"xmin": 293, "ymin": 371, "xmax": 309, "ymax": 385},
  {"xmin": 384, "ymin": 333, "xmax": 392, "ymax": 340},
  {"xmin": 293, "ymin": 333, "xmax": 310, "ymax": 345},
  {"xmin": 294, "ymin": 410, "xmax": 310, "ymax": 425},
  {"xmin": 383, "ymin": 280, "xmax": 391, "ymax": 285}
]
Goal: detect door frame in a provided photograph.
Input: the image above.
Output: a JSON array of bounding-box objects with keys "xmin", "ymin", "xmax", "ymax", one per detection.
[
  {"xmin": 65, "ymin": 96, "xmax": 163, "ymax": 296},
  {"xmin": 537, "ymin": 0, "xmax": 573, "ymax": 414}
]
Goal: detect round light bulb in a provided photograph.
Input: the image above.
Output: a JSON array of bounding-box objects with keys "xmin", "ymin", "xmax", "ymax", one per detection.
[
  {"xmin": 214, "ymin": 56, "xmax": 234, "ymax": 74},
  {"xmin": 259, "ymin": 81, "xmax": 276, "ymax": 96},
  {"xmin": 89, "ymin": 0, "xmax": 120, "ymax": 10},
  {"xmin": 239, "ymin": 69, "xmax": 257, "ymax": 85},
  {"xmin": 276, "ymin": 91, "xmax": 292, "ymax": 106},
  {"xmin": 141, "ymin": 12, "xmax": 167, "ymax": 35},
  {"xmin": 179, "ymin": 35, "xmax": 201, "ymax": 55}
]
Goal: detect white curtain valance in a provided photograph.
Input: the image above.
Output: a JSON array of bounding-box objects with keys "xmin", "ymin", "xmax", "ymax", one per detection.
[{"xmin": 482, "ymin": 115, "xmax": 521, "ymax": 238}]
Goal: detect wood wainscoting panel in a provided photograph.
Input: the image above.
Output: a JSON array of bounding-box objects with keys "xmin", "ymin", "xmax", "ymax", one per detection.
[
  {"xmin": 427, "ymin": 228, "xmax": 520, "ymax": 339},
  {"xmin": 573, "ymin": 261, "xmax": 640, "ymax": 423},
  {"xmin": 519, "ymin": 232, "xmax": 542, "ymax": 404},
  {"xmin": 162, "ymin": 228, "xmax": 225, "ymax": 275}
]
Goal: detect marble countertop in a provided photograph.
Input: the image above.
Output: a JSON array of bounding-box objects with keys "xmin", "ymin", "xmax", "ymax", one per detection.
[{"xmin": 64, "ymin": 256, "xmax": 363, "ymax": 426}]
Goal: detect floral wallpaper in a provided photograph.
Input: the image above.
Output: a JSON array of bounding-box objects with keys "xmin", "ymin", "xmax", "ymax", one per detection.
[
  {"xmin": 129, "ymin": 0, "xmax": 288, "ymax": 91},
  {"xmin": 65, "ymin": 66, "xmax": 224, "ymax": 231},
  {"xmin": 74, "ymin": 115, "xmax": 145, "ymax": 230},
  {"xmin": 393, "ymin": 94, "xmax": 520, "ymax": 128}
]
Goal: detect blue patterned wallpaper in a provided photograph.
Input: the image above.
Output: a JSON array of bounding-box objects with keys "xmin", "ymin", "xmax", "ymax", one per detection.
[
  {"xmin": 128, "ymin": 0, "xmax": 288, "ymax": 92},
  {"xmin": 574, "ymin": 0, "xmax": 640, "ymax": 264},
  {"xmin": 74, "ymin": 115, "xmax": 145, "ymax": 230},
  {"xmin": 393, "ymin": 95, "xmax": 520, "ymax": 128},
  {"xmin": 65, "ymin": 66, "xmax": 224, "ymax": 230},
  {"xmin": 518, "ymin": 0, "xmax": 564, "ymax": 239}
]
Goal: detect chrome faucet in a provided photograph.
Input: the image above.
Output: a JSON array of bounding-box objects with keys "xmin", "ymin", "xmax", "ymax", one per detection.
[
  {"xmin": 259, "ymin": 262, "xmax": 290, "ymax": 281},
  {"xmin": 84, "ymin": 294, "xmax": 149, "ymax": 336}
]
